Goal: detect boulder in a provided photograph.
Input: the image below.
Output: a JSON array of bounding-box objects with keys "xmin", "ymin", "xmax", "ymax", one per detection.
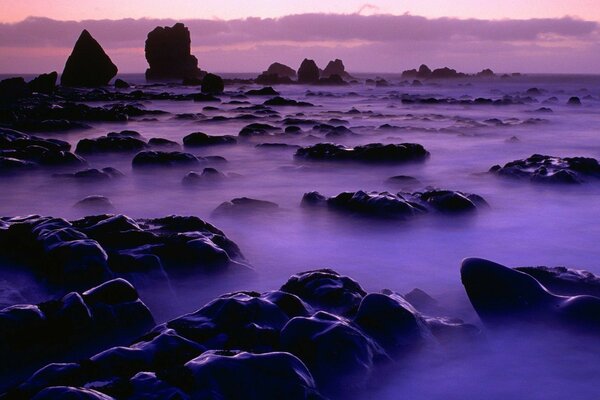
[
  {"xmin": 266, "ymin": 62, "xmax": 297, "ymax": 78},
  {"xmin": 28, "ymin": 72, "xmax": 58, "ymax": 95},
  {"xmin": 61, "ymin": 30, "xmax": 118, "ymax": 87},
  {"xmin": 490, "ymin": 154, "xmax": 600, "ymax": 184},
  {"xmin": 201, "ymin": 73, "xmax": 224, "ymax": 94},
  {"xmin": 0, "ymin": 77, "xmax": 30, "ymax": 102},
  {"xmin": 297, "ymin": 59, "xmax": 320, "ymax": 84},
  {"xmin": 182, "ymin": 132, "xmax": 236, "ymax": 147},
  {"xmin": 295, "ymin": 142, "xmax": 429, "ymax": 163},
  {"xmin": 321, "ymin": 59, "xmax": 352, "ymax": 79},
  {"xmin": 145, "ymin": 23, "xmax": 202, "ymax": 80},
  {"xmin": 114, "ymin": 78, "xmax": 130, "ymax": 89},
  {"xmin": 75, "ymin": 136, "xmax": 147, "ymax": 154},
  {"xmin": 212, "ymin": 197, "xmax": 279, "ymax": 215},
  {"xmin": 132, "ymin": 151, "xmax": 200, "ymax": 168}
]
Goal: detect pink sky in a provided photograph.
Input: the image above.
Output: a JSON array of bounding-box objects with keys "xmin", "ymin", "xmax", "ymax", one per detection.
[{"xmin": 0, "ymin": 1, "xmax": 599, "ymax": 74}]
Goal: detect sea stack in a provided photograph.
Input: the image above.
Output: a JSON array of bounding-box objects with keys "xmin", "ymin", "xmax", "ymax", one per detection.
[
  {"xmin": 297, "ymin": 59, "xmax": 320, "ymax": 84},
  {"xmin": 145, "ymin": 22, "xmax": 203, "ymax": 81},
  {"xmin": 61, "ymin": 30, "xmax": 118, "ymax": 87}
]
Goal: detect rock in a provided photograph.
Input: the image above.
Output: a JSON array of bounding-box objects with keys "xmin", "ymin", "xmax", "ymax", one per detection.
[
  {"xmin": 567, "ymin": 96, "xmax": 582, "ymax": 105},
  {"xmin": 295, "ymin": 142, "xmax": 429, "ymax": 163},
  {"xmin": 145, "ymin": 23, "xmax": 202, "ymax": 80},
  {"xmin": 28, "ymin": 72, "xmax": 57, "ymax": 95},
  {"xmin": 75, "ymin": 136, "xmax": 147, "ymax": 154},
  {"xmin": 297, "ymin": 59, "xmax": 320, "ymax": 84},
  {"xmin": 61, "ymin": 30, "xmax": 117, "ymax": 87},
  {"xmin": 245, "ymin": 87, "xmax": 279, "ymax": 96},
  {"xmin": 516, "ymin": 266, "xmax": 600, "ymax": 298},
  {"xmin": 192, "ymin": 93, "xmax": 220, "ymax": 102},
  {"xmin": 53, "ymin": 167, "xmax": 124, "ymax": 182},
  {"xmin": 417, "ymin": 64, "xmax": 432, "ymax": 79},
  {"xmin": 182, "ymin": 76, "xmax": 202, "ymax": 86},
  {"xmin": 302, "ymin": 189, "xmax": 486, "ymax": 218},
  {"xmin": 490, "ymin": 154, "xmax": 600, "ymax": 184},
  {"xmin": 265, "ymin": 62, "xmax": 297, "ymax": 78},
  {"xmin": 0, "ymin": 77, "xmax": 30, "ymax": 102},
  {"xmin": 255, "ymin": 73, "xmax": 294, "ymax": 85},
  {"xmin": 476, "ymin": 68, "xmax": 495, "ymax": 77},
  {"xmin": 322, "ymin": 59, "xmax": 352, "ymax": 79},
  {"xmin": 182, "ymin": 168, "xmax": 226, "ymax": 185},
  {"xmin": 32, "ymin": 387, "xmax": 115, "ymax": 400},
  {"xmin": 182, "ymin": 132, "xmax": 236, "ymax": 147},
  {"xmin": 461, "ymin": 258, "xmax": 600, "ymax": 331},
  {"xmin": 212, "ymin": 197, "xmax": 279, "ymax": 215},
  {"xmin": 430, "ymin": 67, "xmax": 466, "ymax": 79},
  {"xmin": 132, "ymin": 151, "xmax": 200, "ymax": 168},
  {"xmin": 148, "ymin": 138, "xmax": 179, "ymax": 148},
  {"xmin": 317, "ymin": 74, "xmax": 348, "ymax": 86},
  {"xmin": 385, "ymin": 175, "xmax": 420, "ymax": 186},
  {"xmin": 201, "ymin": 73, "xmax": 224, "ymax": 94},
  {"xmin": 239, "ymin": 123, "xmax": 280, "ymax": 137},
  {"xmin": 263, "ymin": 97, "xmax": 313, "ymax": 107},
  {"xmin": 73, "ymin": 195, "xmax": 115, "ymax": 212},
  {"xmin": 114, "ymin": 79, "xmax": 130, "ymax": 89}
]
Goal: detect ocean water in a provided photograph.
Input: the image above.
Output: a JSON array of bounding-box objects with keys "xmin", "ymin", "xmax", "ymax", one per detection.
[{"xmin": 2, "ymin": 73, "xmax": 600, "ymax": 398}]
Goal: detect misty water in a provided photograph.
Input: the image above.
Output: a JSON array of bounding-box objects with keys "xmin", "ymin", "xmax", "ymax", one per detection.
[{"xmin": 2, "ymin": 74, "xmax": 600, "ymax": 398}]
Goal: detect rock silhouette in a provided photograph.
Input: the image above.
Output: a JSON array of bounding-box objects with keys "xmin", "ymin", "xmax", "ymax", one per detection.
[
  {"xmin": 61, "ymin": 30, "xmax": 117, "ymax": 87},
  {"xmin": 322, "ymin": 59, "xmax": 352, "ymax": 80},
  {"xmin": 28, "ymin": 72, "xmax": 57, "ymax": 95},
  {"xmin": 267, "ymin": 62, "xmax": 297, "ymax": 78},
  {"xmin": 297, "ymin": 59, "xmax": 320, "ymax": 84},
  {"xmin": 145, "ymin": 23, "xmax": 202, "ymax": 81},
  {"xmin": 201, "ymin": 73, "xmax": 224, "ymax": 94}
]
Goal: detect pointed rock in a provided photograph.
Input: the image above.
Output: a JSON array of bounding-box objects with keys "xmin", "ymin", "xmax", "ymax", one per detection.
[{"xmin": 61, "ymin": 30, "xmax": 118, "ymax": 87}]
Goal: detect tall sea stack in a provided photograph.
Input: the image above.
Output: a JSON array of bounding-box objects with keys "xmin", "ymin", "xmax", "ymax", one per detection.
[
  {"xmin": 145, "ymin": 23, "xmax": 202, "ymax": 81},
  {"xmin": 61, "ymin": 30, "xmax": 117, "ymax": 87}
]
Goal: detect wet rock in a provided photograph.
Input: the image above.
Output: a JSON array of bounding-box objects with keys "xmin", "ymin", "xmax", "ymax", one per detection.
[
  {"xmin": 148, "ymin": 138, "xmax": 179, "ymax": 148},
  {"xmin": 245, "ymin": 87, "xmax": 279, "ymax": 96},
  {"xmin": 516, "ymin": 266, "xmax": 600, "ymax": 298},
  {"xmin": 490, "ymin": 154, "xmax": 600, "ymax": 184},
  {"xmin": 74, "ymin": 196, "xmax": 115, "ymax": 213},
  {"xmin": 297, "ymin": 59, "xmax": 320, "ymax": 84},
  {"xmin": 114, "ymin": 79, "xmax": 130, "ymax": 89},
  {"xmin": 54, "ymin": 167, "xmax": 124, "ymax": 182},
  {"xmin": 295, "ymin": 142, "xmax": 429, "ymax": 163},
  {"xmin": 322, "ymin": 59, "xmax": 352, "ymax": 80},
  {"xmin": 0, "ymin": 278, "xmax": 153, "ymax": 378},
  {"xmin": 256, "ymin": 143, "xmax": 301, "ymax": 150},
  {"xmin": 192, "ymin": 93, "xmax": 220, "ymax": 102},
  {"xmin": 430, "ymin": 67, "xmax": 466, "ymax": 79},
  {"xmin": 75, "ymin": 136, "xmax": 147, "ymax": 154},
  {"xmin": 132, "ymin": 151, "xmax": 200, "ymax": 168},
  {"xmin": 265, "ymin": 62, "xmax": 297, "ymax": 79},
  {"xmin": 61, "ymin": 30, "xmax": 118, "ymax": 87},
  {"xmin": 145, "ymin": 23, "xmax": 202, "ymax": 80},
  {"xmin": 32, "ymin": 387, "xmax": 115, "ymax": 400},
  {"xmin": 0, "ymin": 77, "xmax": 30, "ymax": 102},
  {"xmin": 386, "ymin": 175, "xmax": 420, "ymax": 186},
  {"xmin": 264, "ymin": 96, "xmax": 313, "ymax": 107},
  {"xmin": 201, "ymin": 73, "xmax": 224, "ymax": 94},
  {"xmin": 239, "ymin": 122, "xmax": 280, "ymax": 137},
  {"xmin": 461, "ymin": 258, "xmax": 600, "ymax": 331},
  {"xmin": 212, "ymin": 197, "xmax": 279, "ymax": 215},
  {"xmin": 182, "ymin": 132, "xmax": 236, "ymax": 147},
  {"xmin": 28, "ymin": 72, "xmax": 57, "ymax": 95},
  {"xmin": 182, "ymin": 168, "xmax": 226, "ymax": 185},
  {"xmin": 567, "ymin": 96, "xmax": 582, "ymax": 105}
]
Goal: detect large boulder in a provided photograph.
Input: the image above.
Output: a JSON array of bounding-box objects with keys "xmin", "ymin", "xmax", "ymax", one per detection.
[
  {"xmin": 297, "ymin": 59, "xmax": 320, "ymax": 84},
  {"xmin": 61, "ymin": 30, "xmax": 118, "ymax": 87},
  {"xmin": 321, "ymin": 59, "xmax": 352, "ymax": 80},
  {"xmin": 295, "ymin": 142, "xmax": 429, "ymax": 163},
  {"xmin": 28, "ymin": 72, "xmax": 58, "ymax": 95},
  {"xmin": 266, "ymin": 62, "xmax": 297, "ymax": 78},
  {"xmin": 145, "ymin": 23, "xmax": 202, "ymax": 80},
  {"xmin": 200, "ymin": 73, "xmax": 224, "ymax": 94},
  {"xmin": 490, "ymin": 154, "xmax": 600, "ymax": 184},
  {"xmin": 0, "ymin": 77, "xmax": 30, "ymax": 102}
]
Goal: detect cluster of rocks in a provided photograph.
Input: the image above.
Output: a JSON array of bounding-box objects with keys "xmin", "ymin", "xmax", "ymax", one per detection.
[
  {"xmin": 75, "ymin": 131, "xmax": 185, "ymax": 155},
  {"xmin": 256, "ymin": 59, "xmax": 353, "ymax": 85},
  {"xmin": 0, "ymin": 128, "xmax": 85, "ymax": 172},
  {"xmin": 295, "ymin": 142, "xmax": 429, "ymax": 163},
  {"xmin": 6, "ymin": 269, "xmax": 478, "ymax": 399},
  {"xmin": 0, "ymin": 214, "xmax": 247, "ymax": 290},
  {"xmin": 401, "ymin": 64, "xmax": 495, "ymax": 80},
  {"xmin": 397, "ymin": 93, "xmax": 532, "ymax": 106},
  {"xmin": 0, "ymin": 279, "xmax": 154, "ymax": 382},
  {"xmin": 0, "ymin": 72, "xmax": 57, "ymax": 102},
  {"xmin": 490, "ymin": 154, "xmax": 600, "ymax": 184},
  {"xmin": 302, "ymin": 190, "xmax": 488, "ymax": 218}
]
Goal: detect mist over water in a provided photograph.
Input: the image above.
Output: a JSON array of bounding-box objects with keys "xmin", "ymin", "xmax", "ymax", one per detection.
[{"xmin": 2, "ymin": 73, "xmax": 600, "ymax": 398}]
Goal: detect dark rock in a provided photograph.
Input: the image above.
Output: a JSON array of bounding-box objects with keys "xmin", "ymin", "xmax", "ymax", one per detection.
[
  {"xmin": 182, "ymin": 132, "xmax": 236, "ymax": 147},
  {"xmin": 76, "ymin": 136, "xmax": 147, "ymax": 154},
  {"xmin": 73, "ymin": 196, "xmax": 115, "ymax": 212},
  {"xmin": 461, "ymin": 258, "xmax": 600, "ymax": 331},
  {"xmin": 145, "ymin": 23, "xmax": 202, "ymax": 80},
  {"xmin": 61, "ymin": 30, "xmax": 118, "ymax": 87},
  {"xmin": 245, "ymin": 87, "xmax": 279, "ymax": 96},
  {"xmin": 53, "ymin": 167, "xmax": 124, "ymax": 182},
  {"xmin": 516, "ymin": 266, "xmax": 600, "ymax": 298},
  {"xmin": 297, "ymin": 59, "xmax": 320, "ymax": 84},
  {"xmin": 182, "ymin": 168, "xmax": 226, "ymax": 185},
  {"xmin": 132, "ymin": 151, "xmax": 200, "ymax": 168},
  {"xmin": 0, "ymin": 77, "xmax": 30, "ymax": 102},
  {"xmin": 239, "ymin": 123, "xmax": 280, "ymax": 137},
  {"xmin": 321, "ymin": 59, "xmax": 352, "ymax": 80},
  {"xmin": 264, "ymin": 97, "xmax": 313, "ymax": 107},
  {"xmin": 385, "ymin": 175, "xmax": 420, "ymax": 186},
  {"xmin": 430, "ymin": 67, "xmax": 466, "ymax": 79},
  {"xmin": 28, "ymin": 72, "xmax": 58, "ymax": 95},
  {"xmin": 182, "ymin": 76, "xmax": 202, "ymax": 86},
  {"xmin": 114, "ymin": 79, "xmax": 130, "ymax": 89},
  {"xmin": 317, "ymin": 74, "xmax": 347, "ymax": 86},
  {"xmin": 32, "ymin": 387, "xmax": 114, "ymax": 399},
  {"xmin": 265, "ymin": 62, "xmax": 297, "ymax": 78},
  {"xmin": 476, "ymin": 69, "xmax": 495, "ymax": 77},
  {"xmin": 212, "ymin": 198, "xmax": 279, "ymax": 215},
  {"xmin": 148, "ymin": 138, "xmax": 179, "ymax": 148},
  {"xmin": 567, "ymin": 96, "xmax": 582, "ymax": 105},
  {"xmin": 295, "ymin": 142, "xmax": 429, "ymax": 163},
  {"xmin": 490, "ymin": 154, "xmax": 600, "ymax": 184},
  {"xmin": 417, "ymin": 64, "xmax": 432, "ymax": 79},
  {"xmin": 201, "ymin": 73, "xmax": 224, "ymax": 94}
]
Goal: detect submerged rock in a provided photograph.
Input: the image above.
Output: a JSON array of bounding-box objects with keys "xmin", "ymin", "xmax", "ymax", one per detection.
[
  {"xmin": 490, "ymin": 154, "xmax": 600, "ymax": 184},
  {"xmin": 75, "ymin": 135, "xmax": 147, "ymax": 154},
  {"xmin": 461, "ymin": 258, "xmax": 600, "ymax": 331},
  {"xmin": 212, "ymin": 197, "xmax": 279, "ymax": 215},
  {"xmin": 295, "ymin": 143, "xmax": 429, "ymax": 164},
  {"xmin": 9, "ymin": 269, "xmax": 476, "ymax": 398},
  {"xmin": 61, "ymin": 30, "xmax": 118, "ymax": 87},
  {"xmin": 145, "ymin": 23, "xmax": 202, "ymax": 80},
  {"xmin": 302, "ymin": 190, "xmax": 487, "ymax": 218},
  {"xmin": 73, "ymin": 195, "xmax": 115, "ymax": 213}
]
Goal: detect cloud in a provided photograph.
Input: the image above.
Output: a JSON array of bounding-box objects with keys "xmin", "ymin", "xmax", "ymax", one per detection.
[{"xmin": 0, "ymin": 13, "xmax": 598, "ymax": 73}]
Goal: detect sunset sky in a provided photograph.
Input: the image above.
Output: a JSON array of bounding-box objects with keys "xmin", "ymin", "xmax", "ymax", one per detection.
[{"xmin": 0, "ymin": 0, "xmax": 599, "ymax": 74}]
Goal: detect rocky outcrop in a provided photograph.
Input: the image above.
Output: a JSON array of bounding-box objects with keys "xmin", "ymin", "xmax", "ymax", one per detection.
[
  {"xmin": 201, "ymin": 73, "xmax": 224, "ymax": 94},
  {"xmin": 321, "ymin": 59, "xmax": 352, "ymax": 80},
  {"xmin": 490, "ymin": 154, "xmax": 600, "ymax": 184},
  {"xmin": 182, "ymin": 132, "xmax": 236, "ymax": 147},
  {"xmin": 61, "ymin": 30, "xmax": 118, "ymax": 87},
  {"xmin": 266, "ymin": 62, "xmax": 297, "ymax": 78},
  {"xmin": 461, "ymin": 258, "xmax": 600, "ymax": 332},
  {"xmin": 8, "ymin": 269, "xmax": 476, "ymax": 398},
  {"xmin": 0, "ymin": 77, "xmax": 30, "ymax": 102},
  {"xmin": 295, "ymin": 142, "xmax": 429, "ymax": 163},
  {"xmin": 145, "ymin": 23, "xmax": 203, "ymax": 80},
  {"xmin": 0, "ymin": 278, "xmax": 153, "ymax": 383},
  {"xmin": 297, "ymin": 59, "xmax": 320, "ymax": 84},
  {"xmin": 255, "ymin": 63, "xmax": 296, "ymax": 85},
  {"xmin": 302, "ymin": 190, "xmax": 487, "ymax": 218},
  {"xmin": 131, "ymin": 151, "xmax": 201, "ymax": 168},
  {"xmin": 28, "ymin": 72, "xmax": 57, "ymax": 95}
]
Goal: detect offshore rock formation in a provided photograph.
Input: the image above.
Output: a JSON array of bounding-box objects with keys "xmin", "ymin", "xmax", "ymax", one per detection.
[
  {"xmin": 145, "ymin": 23, "xmax": 203, "ymax": 80},
  {"xmin": 0, "ymin": 214, "xmax": 247, "ymax": 290},
  {"xmin": 321, "ymin": 59, "xmax": 352, "ymax": 80},
  {"xmin": 302, "ymin": 190, "xmax": 488, "ymax": 218},
  {"xmin": 401, "ymin": 64, "xmax": 492, "ymax": 80},
  {"xmin": 7, "ymin": 269, "xmax": 477, "ymax": 399},
  {"xmin": 255, "ymin": 62, "xmax": 296, "ymax": 85},
  {"xmin": 297, "ymin": 59, "xmax": 320, "ymax": 84},
  {"xmin": 61, "ymin": 30, "xmax": 118, "ymax": 87},
  {"xmin": 200, "ymin": 73, "xmax": 224, "ymax": 94},
  {"xmin": 295, "ymin": 142, "xmax": 429, "ymax": 164},
  {"xmin": 0, "ymin": 279, "xmax": 154, "ymax": 383},
  {"xmin": 28, "ymin": 72, "xmax": 57, "ymax": 95},
  {"xmin": 490, "ymin": 154, "xmax": 600, "ymax": 184}
]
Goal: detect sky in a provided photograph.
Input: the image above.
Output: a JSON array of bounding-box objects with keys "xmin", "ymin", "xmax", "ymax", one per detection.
[{"xmin": 0, "ymin": 0, "xmax": 599, "ymax": 74}]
